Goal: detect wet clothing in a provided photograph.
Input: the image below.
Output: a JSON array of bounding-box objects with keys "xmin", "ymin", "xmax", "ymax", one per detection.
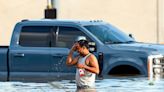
[
  {"xmin": 75, "ymin": 53, "xmax": 96, "ymax": 89},
  {"xmin": 76, "ymin": 87, "xmax": 96, "ymax": 92}
]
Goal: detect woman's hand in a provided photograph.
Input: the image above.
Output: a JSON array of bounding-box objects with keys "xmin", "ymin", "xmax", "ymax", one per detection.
[{"xmin": 71, "ymin": 42, "xmax": 79, "ymax": 51}]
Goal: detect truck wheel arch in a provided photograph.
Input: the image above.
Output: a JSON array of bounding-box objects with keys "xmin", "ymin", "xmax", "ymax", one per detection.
[{"xmin": 105, "ymin": 61, "xmax": 146, "ymax": 76}]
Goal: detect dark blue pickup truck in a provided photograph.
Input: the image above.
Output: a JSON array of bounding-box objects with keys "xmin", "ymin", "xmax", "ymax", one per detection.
[{"xmin": 0, "ymin": 19, "xmax": 164, "ymax": 82}]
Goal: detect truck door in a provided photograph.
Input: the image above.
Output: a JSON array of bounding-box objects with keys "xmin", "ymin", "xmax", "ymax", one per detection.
[
  {"xmin": 50, "ymin": 26, "xmax": 93, "ymax": 79},
  {"xmin": 9, "ymin": 26, "xmax": 53, "ymax": 81}
]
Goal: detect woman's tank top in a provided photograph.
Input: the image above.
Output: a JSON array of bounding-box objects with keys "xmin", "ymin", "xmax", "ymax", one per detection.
[{"xmin": 75, "ymin": 53, "xmax": 96, "ymax": 88}]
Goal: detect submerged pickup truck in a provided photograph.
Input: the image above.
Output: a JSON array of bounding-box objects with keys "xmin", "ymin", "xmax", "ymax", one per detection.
[{"xmin": 0, "ymin": 19, "xmax": 164, "ymax": 82}]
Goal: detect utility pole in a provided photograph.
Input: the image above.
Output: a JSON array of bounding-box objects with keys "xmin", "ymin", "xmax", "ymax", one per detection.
[
  {"xmin": 157, "ymin": 0, "xmax": 159, "ymax": 43},
  {"xmin": 45, "ymin": 0, "xmax": 57, "ymax": 19}
]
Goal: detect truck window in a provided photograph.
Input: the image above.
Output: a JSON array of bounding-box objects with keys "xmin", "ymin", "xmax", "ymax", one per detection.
[
  {"xmin": 54, "ymin": 26, "xmax": 92, "ymax": 48},
  {"xmin": 19, "ymin": 26, "xmax": 52, "ymax": 47},
  {"xmin": 85, "ymin": 24, "xmax": 134, "ymax": 44}
]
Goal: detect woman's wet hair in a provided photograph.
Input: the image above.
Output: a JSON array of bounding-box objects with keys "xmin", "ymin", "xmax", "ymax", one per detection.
[{"xmin": 77, "ymin": 40, "xmax": 89, "ymax": 49}]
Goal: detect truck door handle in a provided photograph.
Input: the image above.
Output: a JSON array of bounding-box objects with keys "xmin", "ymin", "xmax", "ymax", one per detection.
[
  {"xmin": 52, "ymin": 54, "xmax": 63, "ymax": 57},
  {"xmin": 14, "ymin": 53, "xmax": 25, "ymax": 57}
]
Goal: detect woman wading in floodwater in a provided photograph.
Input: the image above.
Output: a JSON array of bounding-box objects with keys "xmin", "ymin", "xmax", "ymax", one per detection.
[{"xmin": 66, "ymin": 38, "xmax": 99, "ymax": 92}]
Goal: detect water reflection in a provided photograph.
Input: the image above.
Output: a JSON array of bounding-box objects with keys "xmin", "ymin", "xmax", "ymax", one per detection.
[
  {"xmin": 95, "ymin": 77, "xmax": 164, "ymax": 92},
  {"xmin": 0, "ymin": 77, "xmax": 163, "ymax": 92}
]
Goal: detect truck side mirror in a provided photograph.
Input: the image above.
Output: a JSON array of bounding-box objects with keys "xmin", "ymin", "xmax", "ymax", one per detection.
[
  {"xmin": 89, "ymin": 42, "xmax": 96, "ymax": 52},
  {"xmin": 129, "ymin": 34, "xmax": 134, "ymax": 39}
]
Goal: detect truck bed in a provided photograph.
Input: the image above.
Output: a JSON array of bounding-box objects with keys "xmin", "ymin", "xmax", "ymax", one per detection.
[
  {"xmin": 0, "ymin": 46, "xmax": 8, "ymax": 63},
  {"xmin": 0, "ymin": 46, "xmax": 9, "ymax": 81}
]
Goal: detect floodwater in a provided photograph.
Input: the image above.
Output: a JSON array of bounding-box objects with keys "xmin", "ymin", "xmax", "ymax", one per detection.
[{"xmin": 0, "ymin": 77, "xmax": 164, "ymax": 92}]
